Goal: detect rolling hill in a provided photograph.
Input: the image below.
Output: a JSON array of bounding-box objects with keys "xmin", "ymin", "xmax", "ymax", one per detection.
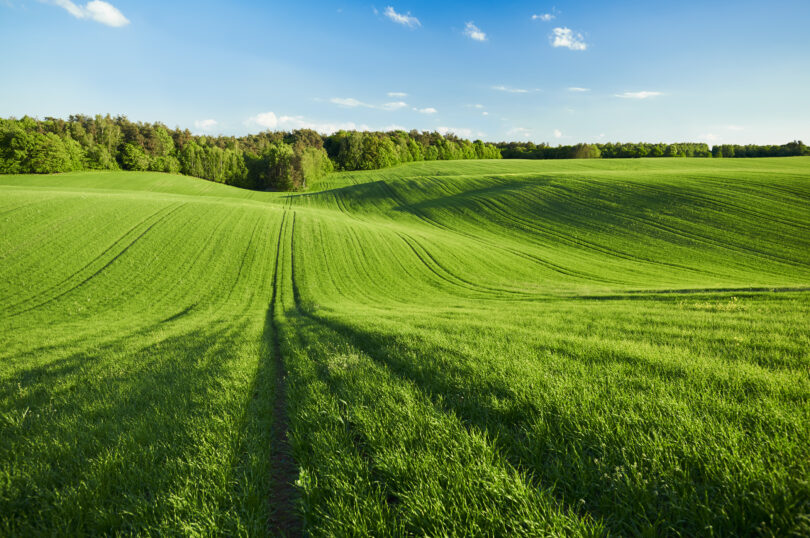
[{"xmin": 1, "ymin": 157, "xmax": 809, "ymax": 535}]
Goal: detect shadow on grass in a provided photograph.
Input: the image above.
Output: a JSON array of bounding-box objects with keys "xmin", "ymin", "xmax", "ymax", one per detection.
[
  {"xmin": 0, "ymin": 316, "xmax": 274, "ymax": 535},
  {"xmin": 294, "ymin": 308, "xmax": 802, "ymax": 536}
]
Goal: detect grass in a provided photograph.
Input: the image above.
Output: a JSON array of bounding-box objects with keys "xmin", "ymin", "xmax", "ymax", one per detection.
[{"xmin": 1, "ymin": 157, "xmax": 809, "ymax": 535}]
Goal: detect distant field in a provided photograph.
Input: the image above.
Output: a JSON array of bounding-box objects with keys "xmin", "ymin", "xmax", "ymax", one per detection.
[{"xmin": 1, "ymin": 158, "xmax": 809, "ymax": 535}]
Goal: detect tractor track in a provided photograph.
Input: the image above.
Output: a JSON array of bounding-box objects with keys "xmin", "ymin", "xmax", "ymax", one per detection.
[{"xmin": 266, "ymin": 210, "xmax": 301, "ymax": 537}]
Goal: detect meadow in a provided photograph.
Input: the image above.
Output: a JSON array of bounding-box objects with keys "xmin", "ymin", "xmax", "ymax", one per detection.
[{"xmin": 1, "ymin": 157, "xmax": 809, "ymax": 536}]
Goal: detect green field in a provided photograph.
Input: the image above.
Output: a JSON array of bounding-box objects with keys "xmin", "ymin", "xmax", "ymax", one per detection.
[{"xmin": 1, "ymin": 158, "xmax": 809, "ymax": 536}]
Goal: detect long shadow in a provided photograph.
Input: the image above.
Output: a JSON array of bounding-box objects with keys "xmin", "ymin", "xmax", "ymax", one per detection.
[
  {"xmin": 0, "ymin": 318, "xmax": 272, "ymax": 535},
  {"xmin": 394, "ymin": 178, "xmax": 551, "ymax": 214},
  {"xmin": 567, "ymin": 286, "xmax": 810, "ymax": 302},
  {"xmin": 282, "ymin": 307, "xmax": 401, "ymax": 506},
  {"xmin": 295, "ymin": 308, "xmax": 797, "ymax": 536},
  {"xmin": 281, "ymin": 180, "xmax": 401, "ymax": 211}
]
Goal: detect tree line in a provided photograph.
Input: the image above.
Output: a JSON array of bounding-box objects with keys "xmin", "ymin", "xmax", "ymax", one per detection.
[
  {"xmin": 709, "ymin": 141, "xmax": 809, "ymax": 158},
  {"xmin": 496, "ymin": 141, "xmax": 810, "ymax": 159},
  {"xmin": 0, "ymin": 115, "xmax": 501, "ymax": 190},
  {"xmin": 2, "ymin": 116, "xmax": 806, "ymax": 190}
]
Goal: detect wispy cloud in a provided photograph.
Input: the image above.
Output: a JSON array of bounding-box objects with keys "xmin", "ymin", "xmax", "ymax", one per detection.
[
  {"xmin": 380, "ymin": 101, "xmax": 408, "ymax": 110},
  {"xmin": 329, "ymin": 97, "xmax": 409, "ymax": 111},
  {"xmin": 388, "ymin": 91, "xmax": 408, "ymax": 98},
  {"xmin": 414, "ymin": 107, "xmax": 437, "ymax": 114},
  {"xmin": 383, "ymin": 6, "xmax": 420, "ymax": 28},
  {"xmin": 464, "ymin": 21, "xmax": 487, "ymax": 42},
  {"xmin": 614, "ymin": 91, "xmax": 663, "ymax": 99},
  {"xmin": 437, "ymin": 126, "xmax": 475, "ymax": 138},
  {"xmin": 330, "ymin": 97, "xmax": 367, "ymax": 108},
  {"xmin": 492, "ymin": 85, "xmax": 538, "ymax": 94},
  {"xmin": 532, "ymin": 13, "xmax": 554, "ymax": 22},
  {"xmin": 550, "ymin": 27, "xmax": 586, "ymax": 50},
  {"xmin": 193, "ymin": 119, "xmax": 218, "ymax": 132},
  {"xmin": 553, "ymin": 129, "xmax": 563, "ymax": 138},
  {"xmin": 245, "ymin": 111, "xmax": 372, "ymax": 134},
  {"xmin": 279, "ymin": 116, "xmax": 371, "ymax": 134},
  {"xmin": 48, "ymin": 0, "xmax": 129, "ymax": 27},
  {"xmin": 508, "ymin": 127, "xmax": 532, "ymax": 139},
  {"xmin": 568, "ymin": 87, "xmax": 590, "ymax": 92}
]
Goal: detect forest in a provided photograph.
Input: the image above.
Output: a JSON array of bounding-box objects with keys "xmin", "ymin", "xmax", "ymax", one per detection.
[
  {"xmin": 1, "ymin": 115, "xmax": 807, "ymax": 191},
  {"xmin": 496, "ymin": 140, "xmax": 810, "ymax": 159},
  {"xmin": 0, "ymin": 115, "xmax": 500, "ymax": 191}
]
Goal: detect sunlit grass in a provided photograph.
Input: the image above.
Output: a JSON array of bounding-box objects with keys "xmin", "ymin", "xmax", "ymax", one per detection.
[{"xmin": 1, "ymin": 157, "xmax": 809, "ymax": 535}]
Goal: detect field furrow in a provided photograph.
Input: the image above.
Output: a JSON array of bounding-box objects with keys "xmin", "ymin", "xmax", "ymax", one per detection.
[{"xmin": 1, "ymin": 158, "xmax": 809, "ymax": 535}]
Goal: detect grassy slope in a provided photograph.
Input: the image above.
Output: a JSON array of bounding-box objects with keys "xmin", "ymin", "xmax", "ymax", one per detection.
[{"xmin": 1, "ymin": 158, "xmax": 808, "ymax": 535}]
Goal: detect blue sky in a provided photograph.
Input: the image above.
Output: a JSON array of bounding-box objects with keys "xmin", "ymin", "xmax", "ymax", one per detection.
[{"xmin": 1, "ymin": 0, "xmax": 809, "ymax": 144}]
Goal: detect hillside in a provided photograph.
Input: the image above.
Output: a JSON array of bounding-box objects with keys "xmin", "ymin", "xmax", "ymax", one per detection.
[{"xmin": 1, "ymin": 158, "xmax": 809, "ymax": 535}]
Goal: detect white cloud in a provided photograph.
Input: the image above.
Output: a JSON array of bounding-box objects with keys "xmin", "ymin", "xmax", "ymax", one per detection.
[
  {"xmin": 553, "ymin": 129, "xmax": 563, "ymax": 138},
  {"xmin": 384, "ymin": 6, "xmax": 420, "ymax": 28},
  {"xmin": 49, "ymin": 0, "xmax": 129, "ymax": 27},
  {"xmin": 465, "ymin": 104, "xmax": 488, "ymax": 115},
  {"xmin": 277, "ymin": 115, "xmax": 370, "ymax": 134},
  {"xmin": 699, "ymin": 133, "xmax": 719, "ymax": 142},
  {"xmin": 464, "ymin": 21, "xmax": 487, "ymax": 42},
  {"xmin": 614, "ymin": 91, "xmax": 663, "ymax": 99},
  {"xmin": 550, "ymin": 27, "xmax": 587, "ymax": 51},
  {"xmin": 508, "ymin": 127, "xmax": 532, "ymax": 139},
  {"xmin": 437, "ymin": 126, "xmax": 474, "ymax": 138},
  {"xmin": 381, "ymin": 101, "xmax": 408, "ymax": 110},
  {"xmin": 492, "ymin": 85, "xmax": 537, "ymax": 94},
  {"xmin": 249, "ymin": 111, "xmax": 424, "ymax": 135},
  {"xmin": 330, "ymin": 97, "xmax": 367, "ymax": 108},
  {"xmin": 532, "ymin": 13, "xmax": 554, "ymax": 21},
  {"xmin": 245, "ymin": 112, "xmax": 278, "ymax": 129},
  {"xmin": 415, "ymin": 107, "xmax": 437, "ymax": 114},
  {"xmin": 329, "ymin": 97, "xmax": 408, "ymax": 111},
  {"xmin": 568, "ymin": 87, "xmax": 590, "ymax": 92},
  {"xmin": 388, "ymin": 92, "xmax": 408, "ymax": 98},
  {"xmin": 194, "ymin": 119, "xmax": 218, "ymax": 132}
]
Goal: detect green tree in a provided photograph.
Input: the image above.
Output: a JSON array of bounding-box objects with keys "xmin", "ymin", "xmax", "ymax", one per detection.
[
  {"xmin": 121, "ymin": 143, "xmax": 150, "ymax": 171},
  {"xmin": 27, "ymin": 133, "xmax": 72, "ymax": 173}
]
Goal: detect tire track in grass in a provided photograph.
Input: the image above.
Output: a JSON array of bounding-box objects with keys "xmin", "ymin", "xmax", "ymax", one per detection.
[
  {"xmin": 286, "ymin": 213, "xmax": 413, "ymax": 519},
  {"xmin": 223, "ymin": 212, "xmax": 265, "ymax": 305},
  {"xmin": 548, "ymin": 186, "xmax": 808, "ymax": 268},
  {"xmin": 0, "ymin": 204, "xmax": 101, "ymax": 266},
  {"xmin": 396, "ymin": 232, "xmax": 490, "ymax": 296},
  {"xmin": 286, "ymin": 216, "xmax": 593, "ymax": 535},
  {"xmin": 627, "ymin": 180, "xmax": 810, "ymax": 232},
  {"xmin": 2, "ymin": 202, "xmax": 182, "ymax": 314},
  {"xmin": 485, "ymin": 189, "xmax": 734, "ymax": 278},
  {"xmin": 267, "ymin": 210, "xmax": 301, "ymax": 537},
  {"xmin": 0, "ymin": 196, "xmax": 62, "ymax": 219},
  {"xmin": 400, "ymin": 232, "xmax": 538, "ymax": 297},
  {"xmin": 5, "ymin": 202, "xmax": 187, "ymax": 317},
  {"xmin": 386, "ymin": 180, "xmax": 620, "ymax": 284},
  {"xmin": 309, "ymin": 176, "xmax": 600, "ymax": 285}
]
